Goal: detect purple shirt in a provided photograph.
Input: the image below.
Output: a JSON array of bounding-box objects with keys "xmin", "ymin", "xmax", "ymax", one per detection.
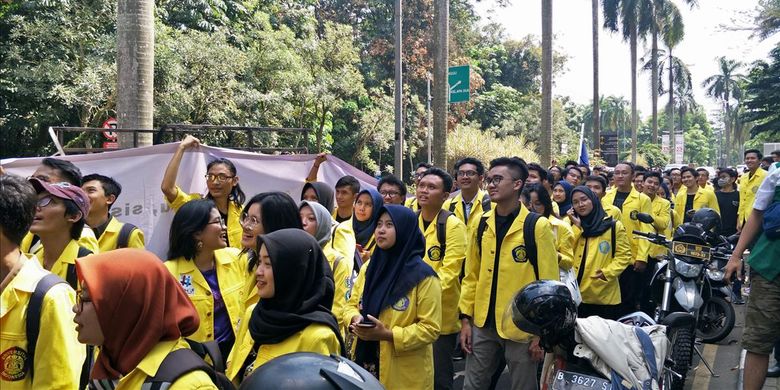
[{"xmin": 201, "ymin": 268, "xmax": 234, "ymax": 345}]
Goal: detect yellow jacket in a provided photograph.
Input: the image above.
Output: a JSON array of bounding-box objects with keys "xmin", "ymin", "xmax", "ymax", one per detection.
[
  {"xmin": 0, "ymin": 254, "xmax": 85, "ymax": 390},
  {"xmin": 418, "ymin": 210, "xmax": 467, "ymax": 335},
  {"xmin": 550, "ymin": 216, "xmax": 575, "ymax": 270},
  {"xmin": 442, "ymin": 189, "xmax": 493, "ymax": 236},
  {"xmin": 112, "ymin": 339, "xmax": 217, "ymax": 389},
  {"xmin": 165, "ymin": 248, "xmax": 247, "ymax": 342},
  {"xmin": 737, "ymin": 168, "xmax": 767, "ymax": 227},
  {"xmin": 21, "ymin": 226, "xmax": 100, "ymax": 257},
  {"xmin": 459, "ymin": 206, "xmax": 559, "ymax": 341},
  {"xmin": 225, "ymin": 305, "xmax": 341, "ymax": 384},
  {"xmin": 602, "ymin": 188, "xmax": 653, "ymax": 262},
  {"xmin": 32, "ymin": 239, "xmax": 92, "ymax": 286},
  {"xmin": 604, "ymin": 204, "xmax": 623, "ymax": 221},
  {"xmin": 329, "ymin": 219, "xmax": 357, "ymax": 276},
  {"xmin": 571, "ymin": 220, "xmax": 633, "ymax": 305},
  {"xmin": 648, "ymin": 196, "xmax": 672, "ymax": 258},
  {"xmin": 673, "ymin": 187, "xmax": 720, "ymax": 228},
  {"xmin": 404, "ymin": 197, "xmax": 420, "ymax": 212},
  {"xmin": 344, "ymin": 275, "xmax": 442, "ymax": 390},
  {"xmin": 323, "ymin": 244, "xmax": 352, "ymax": 330},
  {"xmin": 167, "ymin": 185, "xmax": 243, "ymax": 249},
  {"xmin": 96, "ymin": 216, "xmax": 145, "ymax": 252}
]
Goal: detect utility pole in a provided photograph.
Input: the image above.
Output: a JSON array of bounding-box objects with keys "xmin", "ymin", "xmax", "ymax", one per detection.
[
  {"xmin": 427, "ymin": 73, "xmax": 432, "ymax": 164},
  {"xmin": 117, "ymin": 0, "xmax": 154, "ymax": 147},
  {"xmin": 393, "ymin": 0, "xmax": 404, "ymax": 177},
  {"xmin": 433, "ymin": 0, "xmax": 448, "ymax": 167},
  {"xmin": 540, "ymin": 0, "xmax": 553, "ymax": 166}
]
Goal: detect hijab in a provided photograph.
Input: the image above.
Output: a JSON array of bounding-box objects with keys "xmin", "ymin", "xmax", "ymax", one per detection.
[
  {"xmin": 355, "ymin": 205, "xmax": 437, "ymax": 367},
  {"xmin": 248, "ymin": 229, "xmax": 344, "ymax": 352},
  {"xmin": 75, "ymin": 249, "xmax": 199, "ymax": 381},
  {"xmin": 554, "ymin": 180, "xmax": 574, "ymax": 215},
  {"xmin": 301, "ymin": 182, "xmax": 335, "ymax": 214},
  {"xmin": 299, "ymin": 200, "xmax": 337, "ymax": 247},
  {"xmin": 572, "ymin": 186, "xmax": 613, "ymax": 238},
  {"xmin": 352, "ymin": 188, "xmax": 384, "ymax": 247}
]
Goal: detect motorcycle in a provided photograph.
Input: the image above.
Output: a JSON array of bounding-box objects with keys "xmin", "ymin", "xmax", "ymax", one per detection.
[{"xmin": 632, "ymin": 216, "xmax": 735, "ymax": 389}]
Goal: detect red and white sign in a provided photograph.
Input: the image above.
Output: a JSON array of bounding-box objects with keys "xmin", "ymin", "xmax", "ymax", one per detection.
[{"xmin": 102, "ymin": 118, "xmax": 118, "ymax": 141}]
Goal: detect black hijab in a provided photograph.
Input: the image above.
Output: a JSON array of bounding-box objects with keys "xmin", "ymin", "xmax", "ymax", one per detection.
[
  {"xmin": 555, "ymin": 180, "xmax": 574, "ymax": 215},
  {"xmin": 301, "ymin": 182, "xmax": 335, "ymax": 214},
  {"xmin": 248, "ymin": 229, "xmax": 345, "ymax": 353},
  {"xmin": 572, "ymin": 186, "xmax": 613, "ymax": 238},
  {"xmin": 352, "ymin": 188, "xmax": 384, "ymax": 247},
  {"xmin": 355, "ymin": 205, "xmax": 437, "ymax": 370}
]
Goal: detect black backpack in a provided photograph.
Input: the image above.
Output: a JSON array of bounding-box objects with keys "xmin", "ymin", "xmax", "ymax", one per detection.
[
  {"xmin": 65, "ymin": 247, "xmax": 93, "ymax": 289},
  {"xmin": 476, "ymin": 212, "xmax": 541, "ymax": 279},
  {"xmin": 416, "ymin": 209, "xmax": 454, "ymax": 256},
  {"xmin": 116, "ymin": 223, "xmax": 139, "ymax": 249},
  {"xmin": 143, "ymin": 339, "xmax": 235, "ymax": 390}
]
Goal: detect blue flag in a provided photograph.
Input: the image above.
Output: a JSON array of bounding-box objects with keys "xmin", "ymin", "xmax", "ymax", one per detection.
[{"xmin": 577, "ymin": 128, "xmax": 589, "ymax": 166}]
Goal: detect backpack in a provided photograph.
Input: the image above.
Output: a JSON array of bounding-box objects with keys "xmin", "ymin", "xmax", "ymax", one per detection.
[
  {"xmin": 143, "ymin": 339, "xmax": 235, "ymax": 390},
  {"xmin": 476, "ymin": 211, "xmax": 541, "ymax": 279},
  {"xmin": 449, "ymin": 192, "xmax": 492, "ymax": 216},
  {"xmin": 762, "ymin": 185, "xmax": 780, "ymax": 240},
  {"xmin": 416, "ymin": 209, "xmax": 454, "ymax": 256},
  {"xmin": 65, "ymin": 247, "xmax": 93, "ymax": 289},
  {"xmin": 116, "ymin": 223, "xmax": 138, "ymax": 249}
]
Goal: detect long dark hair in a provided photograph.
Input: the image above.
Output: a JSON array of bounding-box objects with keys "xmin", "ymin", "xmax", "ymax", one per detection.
[
  {"xmin": 207, "ymin": 158, "xmax": 245, "ymax": 205},
  {"xmin": 167, "ymin": 199, "xmax": 214, "ymax": 260},
  {"xmin": 241, "ymin": 192, "xmax": 302, "ymax": 271},
  {"xmin": 521, "ymin": 183, "xmax": 553, "ymax": 218}
]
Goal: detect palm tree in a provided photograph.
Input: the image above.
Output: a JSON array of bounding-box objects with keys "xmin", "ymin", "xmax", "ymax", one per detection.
[
  {"xmin": 117, "ymin": 0, "xmax": 154, "ymax": 147},
  {"xmin": 541, "ymin": 0, "xmax": 553, "ymax": 166},
  {"xmin": 702, "ymin": 57, "xmax": 746, "ymax": 165},
  {"xmin": 592, "ymin": 0, "xmax": 600, "ymax": 151}
]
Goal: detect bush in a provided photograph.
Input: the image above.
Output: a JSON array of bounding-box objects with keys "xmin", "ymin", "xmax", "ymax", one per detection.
[{"xmin": 447, "ymin": 122, "xmax": 539, "ymax": 168}]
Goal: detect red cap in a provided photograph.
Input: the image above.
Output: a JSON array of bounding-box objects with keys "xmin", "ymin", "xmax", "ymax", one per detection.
[{"xmin": 29, "ymin": 178, "xmax": 90, "ymax": 220}]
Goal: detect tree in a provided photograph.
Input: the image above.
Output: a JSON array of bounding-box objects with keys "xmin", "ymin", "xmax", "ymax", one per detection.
[
  {"xmin": 742, "ymin": 45, "xmax": 780, "ymax": 140},
  {"xmin": 702, "ymin": 57, "xmax": 746, "ymax": 166},
  {"xmin": 117, "ymin": 0, "xmax": 155, "ymax": 147},
  {"xmin": 540, "ymin": 0, "xmax": 553, "ymax": 166},
  {"xmin": 591, "ymin": 0, "xmax": 600, "ymax": 152},
  {"xmin": 753, "ymin": 0, "xmax": 780, "ymax": 40}
]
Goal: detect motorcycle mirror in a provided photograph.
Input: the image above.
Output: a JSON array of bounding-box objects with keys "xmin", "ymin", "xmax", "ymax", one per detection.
[
  {"xmin": 635, "ymin": 212, "xmax": 655, "ymax": 224},
  {"xmin": 726, "ymin": 233, "xmax": 740, "ymax": 245}
]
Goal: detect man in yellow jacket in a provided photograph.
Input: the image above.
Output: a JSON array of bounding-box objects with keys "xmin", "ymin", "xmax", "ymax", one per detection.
[
  {"xmin": 642, "ymin": 172, "xmax": 672, "ymax": 258},
  {"xmin": 82, "ymin": 174, "xmax": 145, "ymax": 252},
  {"xmin": 459, "ymin": 157, "xmax": 558, "ymax": 390},
  {"xmin": 416, "ymin": 168, "xmax": 468, "ymax": 390},
  {"xmin": 738, "ymin": 149, "xmax": 767, "ymax": 231},
  {"xmin": 674, "ymin": 167, "xmax": 720, "ymax": 228},
  {"xmin": 404, "ymin": 162, "xmax": 434, "ymax": 212},
  {"xmin": 1, "ymin": 174, "xmax": 86, "ymax": 390},
  {"xmin": 444, "ymin": 157, "xmax": 492, "ymax": 236},
  {"xmin": 602, "ymin": 162, "xmax": 653, "ymax": 316}
]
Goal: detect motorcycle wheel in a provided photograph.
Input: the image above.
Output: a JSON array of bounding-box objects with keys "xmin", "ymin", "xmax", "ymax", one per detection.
[
  {"xmin": 696, "ymin": 296, "xmax": 736, "ymax": 343},
  {"xmin": 667, "ymin": 326, "xmax": 693, "ymax": 390}
]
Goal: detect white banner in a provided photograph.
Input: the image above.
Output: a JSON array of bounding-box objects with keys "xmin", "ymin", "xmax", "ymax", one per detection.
[
  {"xmin": 1, "ymin": 143, "xmax": 377, "ymax": 257},
  {"xmin": 674, "ymin": 134, "xmax": 684, "ymax": 164}
]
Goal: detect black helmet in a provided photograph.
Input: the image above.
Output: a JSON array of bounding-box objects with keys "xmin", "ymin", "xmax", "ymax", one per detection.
[
  {"xmin": 506, "ymin": 280, "xmax": 577, "ymax": 350},
  {"xmin": 239, "ymin": 353, "xmax": 383, "ymax": 390},
  {"xmin": 673, "ymin": 223, "xmax": 710, "ymax": 246},
  {"xmin": 691, "ymin": 208, "xmax": 721, "ymax": 234}
]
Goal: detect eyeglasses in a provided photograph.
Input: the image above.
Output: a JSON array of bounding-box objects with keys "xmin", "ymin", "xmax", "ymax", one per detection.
[
  {"xmin": 205, "ymin": 174, "xmax": 234, "ymax": 183},
  {"xmin": 240, "ymin": 213, "xmax": 260, "ymax": 230},
  {"xmin": 208, "ymin": 218, "xmax": 225, "ymax": 228},
  {"xmin": 75, "ymin": 287, "xmax": 92, "ymax": 313},
  {"xmin": 484, "ymin": 175, "xmax": 516, "ymax": 187},
  {"xmin": 36, "ymin": 196, "xmax": 55, "ymax": 208},
  {"xmin": 412, "ymin": 172, "xmax": 424, "ymax": 180},
  {"xmin": 380, "ymin": 190, "xmax": 401, "ymax": 198},
  {"xmin": 457, "ymin": 170, "xmax": 478, "ymax": 178}
]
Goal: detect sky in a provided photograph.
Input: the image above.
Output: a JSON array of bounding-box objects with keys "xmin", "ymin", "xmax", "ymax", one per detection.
[{"xmin": 473, "ymin": 0, "xmax": 780, "ymax": 123}]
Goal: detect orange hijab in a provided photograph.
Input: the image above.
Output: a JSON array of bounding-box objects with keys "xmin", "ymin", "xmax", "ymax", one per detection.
[{"xmin": 76, "ymin": 248, "xmax": 199, "ymax": 380}]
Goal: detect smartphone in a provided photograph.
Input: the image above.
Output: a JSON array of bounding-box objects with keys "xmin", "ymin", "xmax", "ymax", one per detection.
[
  {"xmin": 356, "ymin": 322, "xmax": 376, "ymax": 328},
  {"xmin": 356, "ymin": 244, "xmax": 364, "ymax": 252}
]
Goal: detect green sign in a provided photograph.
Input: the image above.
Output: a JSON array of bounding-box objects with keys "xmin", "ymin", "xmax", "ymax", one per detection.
[{"xmin": 448, "ymin": 65, "xmax": 470, "ymax": 103}]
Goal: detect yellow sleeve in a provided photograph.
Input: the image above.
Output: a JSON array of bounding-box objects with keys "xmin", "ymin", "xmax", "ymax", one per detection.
[
  {"xmin": 707, "ymin": 191, "xmax": 720, "ymax": 214},
  {"xmin": 225, "ymin": 305, "xmax": 253, "ymax": 382},
  {"xmin": 343, "ymin": 269, "xmax": 365, "ymax": 324},
  {"xmin": 458, "ymin": 229, "xmax": 480, "ymax": 318},
  {"xmin": 391, "ymin": 276, "xmax": 442, "ymax": 352},
  {"xmin": 636, "ymin": 197, "xmax": 653, "ymax": 262},
  {"xmin": 534, "ymin": 217, "xmax": 560, "ymax": 280},
  {"xmin": 554, "ymin": 220, "xmax": 575, "ymax": 270},
  {"xmin": 331, "ymin": 223, "xmax": 356, "ymax": 275},
  {"xmin": 653, "ymin": 200, "xmax": 671, "ymax": 234},
  {"xmin": 439, "ymin": 218, "xmax": 467, "ymax": 308},
  {"xmin": 79, "ymin": 227, "xmax": 100, "ymax": 254},
  {"xmin": 34, "ymin": 284, "xmax": 87, "ymax": 389},
  {"xmin": 128, "ymin": 228, "xmax": 146, "ymax": 249},
  {"xmin": 331, "ymin": 255, "xmax": 351, "ymax": 330},
  {"xmin": 167, "ymin": 185, "xmax": 201, "ymax": 211},
  {"xmin": 602, "ymin": 222, "xmax": 633, "ymax": 280}
]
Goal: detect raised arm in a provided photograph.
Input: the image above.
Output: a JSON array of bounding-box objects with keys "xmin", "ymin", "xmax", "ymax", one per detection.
[
  {"xmin": 161, "ymin": 135, "xmax": 200, "ymax": 203},
  {"xmin": 306, "ymin": 153, "xmax": 328, "ymax": 182}
]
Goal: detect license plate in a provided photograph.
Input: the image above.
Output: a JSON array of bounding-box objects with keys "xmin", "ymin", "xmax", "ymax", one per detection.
[
  {"xmin": 671, "ymin": 241, "xmax": 711, "ymax": 260},
  {"xmin": 550, "ymin": 370, "xmax": 610, "ymax": 390}
]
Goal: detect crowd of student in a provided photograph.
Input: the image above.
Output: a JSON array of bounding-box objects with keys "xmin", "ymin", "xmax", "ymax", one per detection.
[{"xmin": 1, "ymin": 135, "xmax": 779, "ymax": 390}]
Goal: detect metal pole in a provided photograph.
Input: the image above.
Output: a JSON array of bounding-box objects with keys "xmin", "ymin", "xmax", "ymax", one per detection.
[
  {"xmin": 393, "ymin": 0, "xmax": 404, "ymax": 177},
  {"xmin": 427, "ymin": 73, "xmax": 432, "ymax": 164}
]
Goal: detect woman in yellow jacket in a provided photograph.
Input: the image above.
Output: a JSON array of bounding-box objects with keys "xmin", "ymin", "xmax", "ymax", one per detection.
[
  {"xmin": 567, "ymin": 186, "xmax": 633, "ymax": 320},
  {"xmin": 521, "ymin": 183, "xmax": 575, "ymax": 269},
  {"xmin": 165, "ymin": 199, "xmax": 247, "ymax": 362},
  {"xmin": 299, "ymin": 200, "xmax": 352, "ymax": 330},
  {"xmin": 162, "ymin": 135, "xmax": 245, "ymax": 249},
  {"xmin": 237, "ymin": 192, "xmax": 302, "ymax": 309},
  {"xmin": 73, "ymin": 249, "xmax": 217, "ymax": 389},
  {"xmin": 225, "ymin": 229, "xmax": 344, "ymax": 385},
  {"xmin": 345, "ymin": 205, "xmax": 442, "ymax": 390},
  {"xmin": 351, "ymin": 188, "xmax": 384, "ymax": 267}
]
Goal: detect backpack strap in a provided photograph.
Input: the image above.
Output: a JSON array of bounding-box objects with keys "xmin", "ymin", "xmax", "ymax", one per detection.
[
  {"xmin": 66, "ymin": 247, "xmax": 93, "ymax": 289},
  {"xmin": 611, "ymin": 220, "xmax": 617, "ymax": 259},
  {"xmin": 436, "ymin": 210, "xmax": 453, "ymax": 255},
  {"xmin": 185, "ymin": 339, "xmax": 226, "ymax": 373},
  {"xmin": 448, "ymin": 200, "xmax": 457, "ymax": 213},
  {"xmin": 116, "ymin": 223, "xmax": 138, "ymax": 249},
  {"xmin": 523, "ymin": 212, "xmax": 541, "ymax": 280},
  {"xmin": 481, "ymin": 192, "xmax": 492, "ymax": 212},
  {"xmin": 25, "ymin": 273, "xmax": 68, "ymax": 382},
  {"xmin": 145, "ymin": 348, "xmax": 215, "ymax": 389},
  {"xmin": 576, "ymin": 238, "xmax": 589, "ymax": 284},
  {"xmin": 476, "ymin": 216, "xmax": 490, "ymax": 258}
]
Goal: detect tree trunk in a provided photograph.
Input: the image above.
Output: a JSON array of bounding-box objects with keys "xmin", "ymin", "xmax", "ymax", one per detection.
[
  {"xmin": 592, "ymin": 0, "xmax": 600, "ymax": 152},
  {"xmin": 432, "ymin": 0, "xmax": 449, "ymax": 167},
  {"xmin": 668, "ymin": 49, "xmax": 675, "ymax": 163},
  {"xmin": 117, "ymin": 0, "xmax": 154, "ymax": 148},
  {"xmin": 630, "ymin": 26, "xmax": 638, "ymax": 163},
  {"xmin": 393, "ymin": 0, "xmax": 404, "ymax": 177},
  {"xmin": 651, "ymin": 30, "xmax": 659, "ymax": 145},
  {"xmin": 541, "ymin": 0, "xmax": 553, "ymax": 167},
  {"xmin": 724, "ymin": 101, "xmax": 731, "ymax": 166}
]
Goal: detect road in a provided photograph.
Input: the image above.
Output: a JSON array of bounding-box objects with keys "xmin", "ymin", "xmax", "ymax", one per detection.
[{"xmin": 451, "ymin": 303, "xmax": 780, "ymax": 389}]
